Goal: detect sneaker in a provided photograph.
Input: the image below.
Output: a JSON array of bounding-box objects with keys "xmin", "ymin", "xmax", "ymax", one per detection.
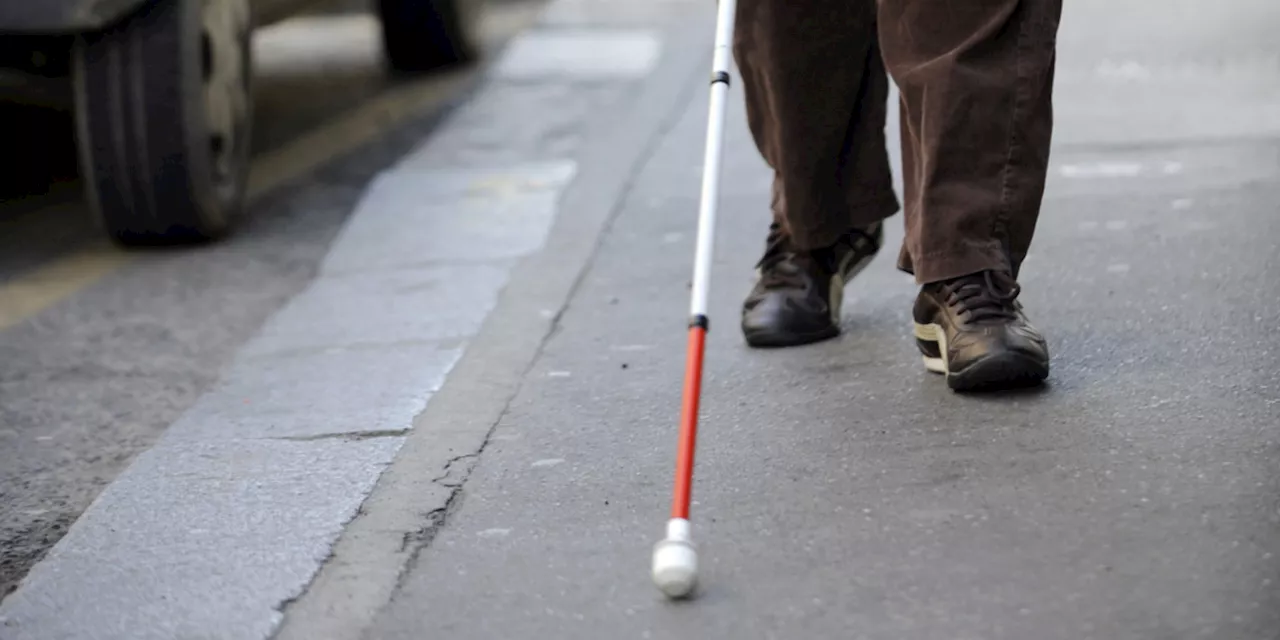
[
  {"xmin": 741, "ymin": 222, "xmax": 882, "ymax": 347},
  {"xmin": 912, "ymin": 270, "xmax": 1050, "ymax": 391}
]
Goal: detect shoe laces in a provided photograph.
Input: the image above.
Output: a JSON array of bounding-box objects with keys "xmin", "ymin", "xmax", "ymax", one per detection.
[
  {"xmin": 756, "ymin": 223, "xmax": 810, "ymax": 289},
  {"xmin": 941, "ymin": 270, "xmax": 1022, "ymax": 325},
  {"xmin": 756, "ymin": 223, "xmax": 877, "ymax": 289}
]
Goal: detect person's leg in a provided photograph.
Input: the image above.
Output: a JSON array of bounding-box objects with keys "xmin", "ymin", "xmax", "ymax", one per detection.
[
  {"xmin": 735, "ymin": 0, "xmax": 900, "ymax": 347},
  {"xmin": 878, "ymin": 0, "xmax": 1063, "ymax": 390}
]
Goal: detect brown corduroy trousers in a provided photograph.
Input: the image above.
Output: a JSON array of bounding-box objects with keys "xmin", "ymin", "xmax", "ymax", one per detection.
[{"xmin": 732, "ymin": 0, "xmax": 1063, "ymax": 283}]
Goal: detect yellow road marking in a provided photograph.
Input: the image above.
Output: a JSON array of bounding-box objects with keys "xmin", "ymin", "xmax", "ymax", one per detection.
[
  {"xmin": 0, "ymin": 2, "xmax": 544, "ymax": 332},
  {"xmin": 247, "ymin": 68, "xmax": 470, "ymax": 199},
  {"xmin": 0, "ymin": 73, "xmax": 455, "ymax": 331},
  {"xmin": 0, "ymin": 245, "xmax": 133, "ymax": 330}
]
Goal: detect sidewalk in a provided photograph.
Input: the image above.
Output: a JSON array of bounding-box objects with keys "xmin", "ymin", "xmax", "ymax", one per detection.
[
  {"xmin": 4, "ymin": 0, "xmax": 1280, "ymax": 638},
  {"xmin": 360, "ymin": 2, "xmax": 1280, "ymax": 639}
]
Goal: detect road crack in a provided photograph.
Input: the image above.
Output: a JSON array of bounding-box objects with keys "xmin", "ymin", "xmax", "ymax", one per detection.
[
  {"xmin": 398, "ymin": 452, "xmax": 482, "ymax": 554},
  {"xmin": 270, "ymin": 429, "xmax": 410, "ymax": 442}
]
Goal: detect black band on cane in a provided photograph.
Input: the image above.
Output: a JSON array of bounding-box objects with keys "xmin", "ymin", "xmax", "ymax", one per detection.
[
  {"xmin": 689, "ymin": 315, "xmax": 710, "ymax": 331},
  {"xmin": 710, "ymin": 71, "xmax": 730, "ymax": 87}
]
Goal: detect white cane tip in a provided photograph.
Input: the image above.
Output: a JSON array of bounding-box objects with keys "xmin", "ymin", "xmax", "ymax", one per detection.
[{"xmin": 652, "ymin": 537, "xmax": 698, "ymax": 599}]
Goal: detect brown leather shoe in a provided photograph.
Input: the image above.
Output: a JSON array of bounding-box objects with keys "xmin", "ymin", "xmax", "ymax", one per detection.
[
  {"xmin": 741, "ymin": 222, "xmax": 882, "ymax": 348},
  {"xmin": 912, "ymin": 270, "xmax": 1050, "ymax": 391}
]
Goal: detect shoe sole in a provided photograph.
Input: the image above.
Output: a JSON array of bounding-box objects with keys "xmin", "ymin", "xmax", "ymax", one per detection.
[
  {"xmin": 743, "ymin": 249, "xmax": 876, "ymax": 349},
  {"xmin": 913, "ymin": 322, "xmax": 1049, "ymax": 392},
  {"xmin": 744, "ymin": 324, "xmax": 840, "ymax": 348}
]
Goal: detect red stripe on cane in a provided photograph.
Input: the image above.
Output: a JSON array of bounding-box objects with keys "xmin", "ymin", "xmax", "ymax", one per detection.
[{"xmin": 671, "ymin": 325, "xmax": 707, "ymax": 520}]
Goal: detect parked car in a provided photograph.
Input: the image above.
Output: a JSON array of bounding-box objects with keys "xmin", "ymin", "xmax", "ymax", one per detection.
[{"xmin": 0, "ymin": 0, "xmax": 483, "ymax": 245}]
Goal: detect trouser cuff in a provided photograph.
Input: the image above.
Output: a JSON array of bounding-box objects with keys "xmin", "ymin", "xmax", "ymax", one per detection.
[
  {"xmin": 897, "ymin": 240, "xmax": 1011, "ymax": 284},
  {"xmin": 785, "ymin": 194, "xmax": 900, "ymax": 252}
]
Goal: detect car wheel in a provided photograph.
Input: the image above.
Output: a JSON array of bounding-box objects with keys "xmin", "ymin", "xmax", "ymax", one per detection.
[
  {"xmin": 377, "ymin": 0, "xmax": 484, "ymax": 73},
  {"xmin": 73, "ymin": 0, "xmax": 253, "ymax": 245}
]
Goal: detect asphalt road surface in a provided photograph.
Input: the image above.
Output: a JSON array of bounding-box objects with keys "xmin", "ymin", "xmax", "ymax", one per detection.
[
  {"xmin": 0, "ymin": 0, "xmax": 545, "ymax": 597},
  {"xmin": 360, "ymin": 1, "xmax": 1280, "ymax": 639}
]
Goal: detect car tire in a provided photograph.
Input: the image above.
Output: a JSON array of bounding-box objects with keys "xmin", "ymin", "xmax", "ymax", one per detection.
[
  {"xmin": 377, "ymin": 0, "xmax": 484, "ymax": 73},
  {"xmin": 72, "ymin": 0, "xmax": 253, "ymax": 246}
]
